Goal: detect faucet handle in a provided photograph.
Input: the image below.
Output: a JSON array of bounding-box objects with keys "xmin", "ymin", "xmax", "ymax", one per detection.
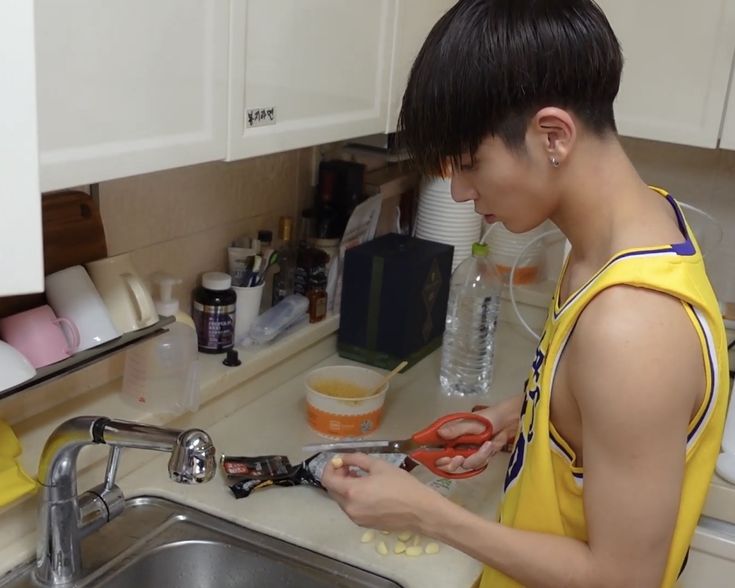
[
  {"xmin": 103, "ymin": 446, "xmax": 122, "ymax": 491},
  {"xmin": 168, "ymin": 429, "xmax": 217, "ymax": 484}
]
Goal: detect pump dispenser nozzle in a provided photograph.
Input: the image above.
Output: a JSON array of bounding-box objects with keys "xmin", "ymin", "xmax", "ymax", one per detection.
[{"xmin": 152, "ymin": 273, "xmax": 182, "ymax": 317}]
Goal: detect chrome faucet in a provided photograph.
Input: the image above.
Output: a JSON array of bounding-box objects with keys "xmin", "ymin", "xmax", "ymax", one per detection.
[{"xmin": 33, "ymin": 416, "xmax": 217, "ymax": 586}]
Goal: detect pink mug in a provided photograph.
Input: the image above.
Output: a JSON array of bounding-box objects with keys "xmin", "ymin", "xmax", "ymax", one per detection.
[{"xmin": 0, "ymin": 305, "xmax": 81, "ymax": 368}]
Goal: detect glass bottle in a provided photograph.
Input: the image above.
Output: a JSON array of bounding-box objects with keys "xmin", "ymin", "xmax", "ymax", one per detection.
[{"xmin": 271, "ymin": 216, "xmax": 297, "ymax": 306}]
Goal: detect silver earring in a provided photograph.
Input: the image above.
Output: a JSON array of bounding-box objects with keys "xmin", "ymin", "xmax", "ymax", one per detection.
[{"xmin": 550, "ymin": 156, "xmax": 560, "ymax": 168}]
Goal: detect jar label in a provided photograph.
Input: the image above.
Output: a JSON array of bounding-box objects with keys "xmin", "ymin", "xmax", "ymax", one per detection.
[{"xmin": 193, "ymin": 302, "xmax": 236, "ymax": 351}]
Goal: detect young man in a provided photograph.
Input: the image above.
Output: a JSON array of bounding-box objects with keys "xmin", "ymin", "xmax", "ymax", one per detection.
[{"xmin": 321, "ymin": 1, "xmax": 730, "ymax": 586}]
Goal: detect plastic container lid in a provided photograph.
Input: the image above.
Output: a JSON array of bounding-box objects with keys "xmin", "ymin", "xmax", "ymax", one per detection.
[{"xmin": 202, "ymin": 272, "xmax": 232, "ymax": 291}]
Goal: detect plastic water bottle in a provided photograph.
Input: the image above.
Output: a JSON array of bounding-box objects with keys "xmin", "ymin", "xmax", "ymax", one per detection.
[{"xmin": 439, "ymin": 242, "xmax": 502, "ymax": 396}]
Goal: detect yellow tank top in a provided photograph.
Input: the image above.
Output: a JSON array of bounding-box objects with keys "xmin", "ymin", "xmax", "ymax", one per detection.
[{"xmin": 481, "ymin": 189, "xmax": 729, "ymax": 588}]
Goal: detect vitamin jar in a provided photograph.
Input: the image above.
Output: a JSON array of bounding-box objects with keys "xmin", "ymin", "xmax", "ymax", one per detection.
[{"xmin": 192, "ymin": 272, "xmax": 236, "ymax": 354}]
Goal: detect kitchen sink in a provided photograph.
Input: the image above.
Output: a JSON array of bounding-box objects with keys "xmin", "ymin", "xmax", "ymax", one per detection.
[{"xmin": 0, "ymin": 496, "xmax": 402, "ymax": 588}]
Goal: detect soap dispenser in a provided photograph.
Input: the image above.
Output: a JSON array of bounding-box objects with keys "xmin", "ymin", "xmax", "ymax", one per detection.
[
  {"xmin": 121, "ymin": 273, "xmax": 200, "ymax": 415},
  {"xmin": 154, "ymin": 273, "xmax": 196, "ymax": 329}
]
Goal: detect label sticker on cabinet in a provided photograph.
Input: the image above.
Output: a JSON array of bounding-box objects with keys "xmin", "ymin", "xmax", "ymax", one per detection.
[{"xmin": 246, "ymin": 107, "xmax": 276, "ymax": 128}]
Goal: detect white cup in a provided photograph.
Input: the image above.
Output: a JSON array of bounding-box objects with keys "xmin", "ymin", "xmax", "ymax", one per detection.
[
  {"xmin": 85, "ymin": 254, "xmax": 158, "ymax": 334},
  {"xmin": 233, "ymin": 284, "xmax": 264, "ymax": 344},
  {"xmin": 45, "ymin": 265, "xmax": 121, "ymax": 351},
  {"xmin": 0, "ymin": 340, "xmax": 36, "ymax": 391}
]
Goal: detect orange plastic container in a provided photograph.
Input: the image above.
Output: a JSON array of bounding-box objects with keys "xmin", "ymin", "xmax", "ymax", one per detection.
[{"xmin": 305, "ymin": 365, "xmax": 389, "ymax": 439}]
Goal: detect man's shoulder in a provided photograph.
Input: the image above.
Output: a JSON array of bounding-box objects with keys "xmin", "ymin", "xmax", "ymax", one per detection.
[
  {"xmin": 575, "ymin": 284, "xmax": 692, "ymax": 345},
  {"xmin": 567, "ymin": 284, "xmax": 703, "ymax": 402}
]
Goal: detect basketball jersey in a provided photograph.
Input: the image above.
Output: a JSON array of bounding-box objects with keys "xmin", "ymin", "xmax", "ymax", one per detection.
[{"xmin": 480, "ymin": 188, "xmax": 729, "ymax": 588}]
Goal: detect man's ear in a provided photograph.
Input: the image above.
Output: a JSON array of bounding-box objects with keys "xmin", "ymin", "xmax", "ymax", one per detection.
[{"xmin": 529, "ymin": 107, "xmax": 577, "ymax": 165}]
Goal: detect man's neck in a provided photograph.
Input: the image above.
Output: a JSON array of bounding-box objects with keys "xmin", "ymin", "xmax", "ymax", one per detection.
[{"xmin": 549, "ymin": 137, "xmax": 653, "ymax": 267}]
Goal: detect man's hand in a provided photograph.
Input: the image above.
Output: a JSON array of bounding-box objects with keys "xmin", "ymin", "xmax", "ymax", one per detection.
[
  {"xmin": 321, "ymin": 453, "xmax": 443, "ymax": 533},
  {"xmin": 434, "ymin": 405, "xmax": 518, "ymax": 474}
]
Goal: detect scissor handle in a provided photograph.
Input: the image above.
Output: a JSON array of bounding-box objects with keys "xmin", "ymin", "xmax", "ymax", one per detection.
[
  {"xmin": 411, "ymin": 412, "xmax": 493, "ymax": 448},
  {"xmin": 411, "ymin": 447, "xmax": 489, "ymax": 479}
]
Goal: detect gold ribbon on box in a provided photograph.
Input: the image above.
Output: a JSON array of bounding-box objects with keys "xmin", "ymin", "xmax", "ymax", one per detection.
[{"xmin": 0, "ymin": 420, "xmax": 38, "ymax": 507}]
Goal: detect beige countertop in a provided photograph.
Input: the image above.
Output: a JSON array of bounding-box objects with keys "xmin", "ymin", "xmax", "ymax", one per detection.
[
  {"xmin": 2, "ymin": 310, "xmax": 733, "ymax": 587},
  {"xmin": 112, "ymin": 321, "xmax": 537, "ymax": 588}
]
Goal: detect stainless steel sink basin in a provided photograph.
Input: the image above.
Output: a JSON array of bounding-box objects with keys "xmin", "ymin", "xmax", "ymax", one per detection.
[{"xmin": 0, "ymin": 496, "xmax": 402, "ymax": 588}]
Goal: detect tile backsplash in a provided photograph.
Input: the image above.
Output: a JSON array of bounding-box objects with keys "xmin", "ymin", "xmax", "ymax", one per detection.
[{"xmin": 100, "ymin": 147, "xmax": 314, "ymax": 311}]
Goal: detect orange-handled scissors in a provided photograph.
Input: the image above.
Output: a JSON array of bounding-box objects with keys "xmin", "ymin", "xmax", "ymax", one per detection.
[{"xmin": 302, "ymin": 412, "xmax": 493, "ymax": 479}]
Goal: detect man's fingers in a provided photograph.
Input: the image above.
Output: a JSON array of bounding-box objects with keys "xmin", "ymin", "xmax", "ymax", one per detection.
[
  {"xmin": 335, "ymin": 452, "xmax": 377, "ymax": 472},
  {"xmin": 462, "ymin": 441, "xmax": 493, "ymax": 469},
  {"xmin": 437, "ymin": 419, "xmax": 488, "ymax": 440}
]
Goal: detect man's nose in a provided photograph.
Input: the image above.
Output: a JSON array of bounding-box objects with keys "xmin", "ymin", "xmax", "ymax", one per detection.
[{"xmin": 450, "ymin": 174, "xmax": 476, "ymax": 203}]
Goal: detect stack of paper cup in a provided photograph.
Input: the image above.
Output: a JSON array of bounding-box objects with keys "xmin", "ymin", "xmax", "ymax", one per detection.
[
  {"xmin": 414, "ymin": 177, "xmax": 482, "ymax": 271},
  {"xmin": 485, "ymin": 222, "xmax": 548, "ymax": 284}
]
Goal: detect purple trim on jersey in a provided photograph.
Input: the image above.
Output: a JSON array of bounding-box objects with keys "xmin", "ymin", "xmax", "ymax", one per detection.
[
  {"xmin": 666, "ymin": 195, "xmax": 696, "ymax": 256},
  {"xmin": 553, "ymin": 194, "xmax": 695, "ymax": 319},
  {"xmin": 687, "ymin": 305, "xmax": 715, "ymax": 442},
  {"xmin": 572, "ymin": 471, "xmax": 584, "ymax": 480},
  {"xmin": 553, "ymin": 247, "xmax": 671, "ymax": 319},
  {"xmin": 550, "ymin": 429, "xmax": 575, "ymax": 462},
  {"xmin": 671, "ymin": 241, "xmax": 696, "ymax": 255}
]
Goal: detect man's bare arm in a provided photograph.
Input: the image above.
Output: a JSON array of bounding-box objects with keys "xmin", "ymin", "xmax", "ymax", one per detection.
[{"xmin": 418, "ymin": 285, "xmax": 703, "ymax": 587}]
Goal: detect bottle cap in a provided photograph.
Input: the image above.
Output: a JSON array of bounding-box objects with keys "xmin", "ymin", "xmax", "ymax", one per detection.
[
  {"xmin": 223, "ymin": 349, "xmax": 242, "ymax": 367},
  {"xmin": 152, "ymin": 272, "xmax": 182, "ymax": 317},
  {"xmin": 257, "ymin": 229, "xmax": 273, "ymax": 244},
  {"xmin": 202, "ymin": 272, "xmax": 232, "ymax": 291},
  {"xmin": 472, "ymin": 242, "xmax": 489, "ymax": 257}
]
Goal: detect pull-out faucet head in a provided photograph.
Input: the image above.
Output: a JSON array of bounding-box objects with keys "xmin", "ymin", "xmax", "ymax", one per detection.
[{"xmin": 168, "ymin": 429, "xmax": 217, "ymax": 483}]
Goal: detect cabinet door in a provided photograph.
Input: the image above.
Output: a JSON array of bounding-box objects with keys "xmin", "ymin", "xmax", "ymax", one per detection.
[
  {"xmin": 719, "ymin": 61, "xmax": 735, "ymax": 150},
  {"xmin": 35, "ymin": 0, "xmax": 228, "ymax": 192},
  {"xmin": 386, "ymin": 0, "xmax": 455, "ymax": 133},
  {"xmin": 0, "ymin": 2, "xmax": 44, "ymax": 295},
  {"xmin": 596, "ymin": 0, "xmax": 735, "ymax": 148},
  {"xmin": 678, "ymin": 518, "xmax": 735, "ymax": 588},
  {"xmin": 228, "ymin": 0, "xmax": 396, "ymax": 160}
]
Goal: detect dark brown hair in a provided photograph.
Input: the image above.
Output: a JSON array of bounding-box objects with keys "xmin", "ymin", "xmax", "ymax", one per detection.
[{"xmin": 398, "ymin": 0, "xmax": 623, "ymax": 175}]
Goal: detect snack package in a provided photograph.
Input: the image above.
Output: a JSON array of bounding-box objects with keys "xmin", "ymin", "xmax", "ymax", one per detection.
[{"xmin": 221, "ymin": 452, "xmax": 416, "ymax": 499}]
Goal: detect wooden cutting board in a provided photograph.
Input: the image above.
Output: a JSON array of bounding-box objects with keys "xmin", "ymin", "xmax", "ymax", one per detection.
[{"xmin": 0, "ymin": 190, "xmax": 108, "ymax": 317}]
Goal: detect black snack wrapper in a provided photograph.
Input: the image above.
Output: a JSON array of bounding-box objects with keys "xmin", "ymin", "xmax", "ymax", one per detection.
[{"xmin": 221, "ymin": 452, "xmax": 416, "ymax": 499}]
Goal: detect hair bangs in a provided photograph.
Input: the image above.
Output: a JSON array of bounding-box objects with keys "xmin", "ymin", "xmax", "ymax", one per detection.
[
  {"xmin": 397, "ymin": 0, "xmax": 623, "ymax": 175},
  {"xmin": 397, "ymin": 3, "xmax": 501, "ymax": 176}
]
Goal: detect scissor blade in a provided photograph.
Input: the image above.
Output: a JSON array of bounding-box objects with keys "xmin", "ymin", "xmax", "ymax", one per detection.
[{"xmin": 302, "ymin": 439, "xmax": 404, "ymax": 453}]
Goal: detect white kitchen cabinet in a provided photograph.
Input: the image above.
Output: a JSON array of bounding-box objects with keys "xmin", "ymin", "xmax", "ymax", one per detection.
[
  {"xmin": 35, "ymin": 0, "xmax": 228, "ymax": 193},
  {"xmin": 719, "ymin": 61, "xmax": 735, "ymax": 150},
  {"xmin": 596, "ymin": 0, "xmax": 735, "ymax": 148},
  {"xmin": 227, "ymin": 0, "xmax": 396, "ymax": 160},
  {"xmin": 0, "ymin": 2, "xmax": 44, "ymax": 295},
  {"xmin": 386, "ymin": 0, "xmax": 455, "ymax": 133},
  {"xmin": 678, "ymin": 517, "xmax": 735, "ymax": 588}
]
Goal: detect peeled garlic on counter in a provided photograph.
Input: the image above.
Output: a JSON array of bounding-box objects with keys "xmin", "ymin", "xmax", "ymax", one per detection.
[{"xmin": 359, "ymin": 529, "xmax": 440, "ymax": 557}]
